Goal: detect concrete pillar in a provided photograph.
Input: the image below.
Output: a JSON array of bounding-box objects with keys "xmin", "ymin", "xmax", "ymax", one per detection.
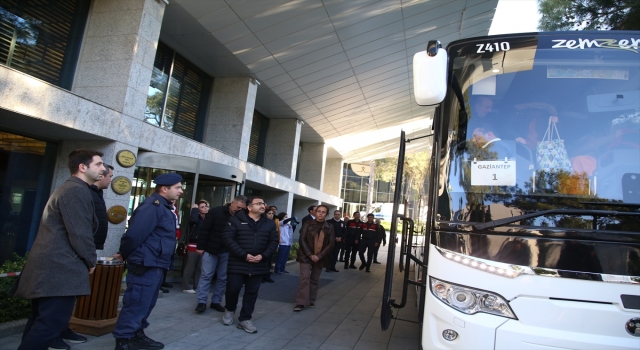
[
  {"xmin": 73, "ymin": 0, "xmax": 165, "ymax": 119},
  {"xmin": 297, "ymin": 143, "xmax": 327, "ymax": 189},
  {"xmin": 262, "ymin": 119, "xmax": 301, "ymax": 178},
  {"xmin": 203, "ymin": 78, "xmax": 258, "ymax": 161},
  {"xmin": 323, "ymin": 158, "xmax": 344, "ymax": 197},
  {"xmin": 52, "ymin": 140, "xmax": 138, "ymax": 256},
  {"xmin": 262, "ymin": 191, "xmax": 293, "ymax": 216}
]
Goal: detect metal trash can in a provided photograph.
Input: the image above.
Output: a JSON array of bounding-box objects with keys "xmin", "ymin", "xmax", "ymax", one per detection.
[{"xmin": 70, "ymin": 257, "xmax": 124, "ymax": 335}]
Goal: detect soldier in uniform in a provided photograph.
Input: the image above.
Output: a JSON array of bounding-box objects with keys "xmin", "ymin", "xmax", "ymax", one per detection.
[
  {"xmin": 112, "ymin": 173, "xmax": 183, "ymax": 350},
  {"xmin": 344, "ymin": 212, "xmax": 363, "ymax": 269}
]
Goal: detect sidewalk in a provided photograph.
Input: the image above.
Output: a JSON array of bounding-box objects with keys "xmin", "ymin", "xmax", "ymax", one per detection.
[{"xmin": 0, "ymin": 244, "xmax": 421, "ymax": 350}]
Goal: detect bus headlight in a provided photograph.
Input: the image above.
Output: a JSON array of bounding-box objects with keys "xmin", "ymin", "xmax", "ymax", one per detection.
[{"xmin": 430, "ymin": 277, "xmax": 517, "ymax": 319}]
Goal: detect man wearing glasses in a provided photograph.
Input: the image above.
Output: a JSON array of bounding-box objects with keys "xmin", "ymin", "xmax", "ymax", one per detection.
[{"xmin": 222, "ymin": 197, "xmax": 279, "ymax": 333}]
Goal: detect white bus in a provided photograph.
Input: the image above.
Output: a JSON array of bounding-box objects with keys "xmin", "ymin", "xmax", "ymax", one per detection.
[{"xmin": 383, "ymin": 31, "xmax": 640, "ymax": 349}]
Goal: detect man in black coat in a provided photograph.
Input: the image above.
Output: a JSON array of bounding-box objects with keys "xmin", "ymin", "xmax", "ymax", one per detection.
[
  {"xmin": 344, "ymin": 212, "xmax": 363, "ymax": 269},
  {"xmin": 90, "ymin": 164, "xmax": 113, "ymax": 250},
  {"xmin": 222, "ymin": 196, "xmax": 278, "ymax": 334},
  {"xmin": 373, "ymin": 218, "xmax": 387, "ymax": 264},
  {"xmin": 195, "ymin": 196, "xmax": 247, "ymax": 313},
  {"xmin": 326, "ymin": 209, "xmax": 346, "ymax": 273},
  {"xmin": 300, "ymin": 205, "xmax": 316, "ymax": 227}
]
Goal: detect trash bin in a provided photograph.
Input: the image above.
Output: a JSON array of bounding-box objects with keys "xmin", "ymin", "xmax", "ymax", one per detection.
[{"xmin": 69, "ymin": 257, "xmax": 124, "ymax": 336}]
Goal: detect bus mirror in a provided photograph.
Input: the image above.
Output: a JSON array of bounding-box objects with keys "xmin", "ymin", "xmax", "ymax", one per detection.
[{"xmin": 413, "ymin": 42, "xmax": 448, "ymax": 106}]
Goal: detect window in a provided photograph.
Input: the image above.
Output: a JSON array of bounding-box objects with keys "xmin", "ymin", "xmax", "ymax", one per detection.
[
  {"xmin": 144, "ymin": 42, "xmax": 212, "ymax": 141},
  {"xmin": 0, "ymin": 0, "xmax": 90, "ymax": 89},
  {"xmin": 247, "ymin": 110, "xmax": 269, "ymax": 166}
]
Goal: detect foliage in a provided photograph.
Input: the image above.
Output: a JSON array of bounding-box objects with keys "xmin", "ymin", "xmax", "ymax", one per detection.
[
  {"xmin": 0, "ymin": 254, "xmax": 31, "ymax": 323},
  {"xmin": 538, "ymin": 0, "xmax": 640, "ymax": 31},
  {"xmin": 289, "ymin": 242, "xmax": 300, "ymax": 260}
]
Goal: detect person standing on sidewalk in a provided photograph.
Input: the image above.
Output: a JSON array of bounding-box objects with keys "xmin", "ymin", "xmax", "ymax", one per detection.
[
  {"xmin": 358, "ymin": 213, "xmax": 380, "ymax": 272},
  {"xmin": 194, "ymin": 196, "xmax": 247, "ymax": 313},
  {"xmin": 12, "ymin": 149, "xmax": 104, "ymax": 350},
  {"xmin": 181, "ymin": 200, "xmax": 209, "ymax": 294},
  {"xmin": 373, "ymin": 218, "xmax": 387, "ymax": 264},
  {"xmin": 326, "ymin": 210, "xmax": 345, "ymax": 273},
  {"xmin": 112, "ymin": 173, "xmax": 183, "ymax": 350},
  {"xmin": 262, "ymin": 209, "xmax": 276, "ymax": 283},
  {"xmin": 344, "ymin": 212, "xmax": 363, "ymax": 269},
  {"xmin": 222, "ymin": 197, "xmax": 278, "ymax": 333},
  {"xmin": 274, "ymin": 212, "xmax": 293, "ymax": 274},
  {"xmin": 91, "ymin": 164, "xmax": 113, "ymax": 250},
  {"xmin": 293, "ymin": 205, "xmax": 335, "ymax": 311}
]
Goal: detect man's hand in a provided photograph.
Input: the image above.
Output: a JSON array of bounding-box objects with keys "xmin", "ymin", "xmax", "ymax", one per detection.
[
  {"xmin": 192, "ymin": 204, "xmax": 198, "ymax": 208},
  {"xmin": 310, "ymin": 255, "xmax": 319, "ymax": 263},
  {"xmin": 113, "ymin": 253, "xmax": 123, "ymax": 262},
  {"xmin": 246, "ymin": 254, "xmax": 255, "ymax": 262},
  {"xmin": 196, "ymin": 249, "xmax": 204, "ymax": 256},
  {"xmin": 89, "ymin": 267, "xmax": 95, "ymax": 274},
  {"xmin": 253, "ymin": 254, "xmax": 263, "ymax": 263}
]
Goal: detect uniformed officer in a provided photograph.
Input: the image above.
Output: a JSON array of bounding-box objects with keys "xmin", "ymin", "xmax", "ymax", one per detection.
[
  {"xmin": 326, "ymin": 210, "xmax": 346, "ymax": 272},
  {"xmin": 112, "ymin": 173, "xmax": 183, "ymax": 350}
]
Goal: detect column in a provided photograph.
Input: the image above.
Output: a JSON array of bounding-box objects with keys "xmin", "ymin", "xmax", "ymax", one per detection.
[
  {"xmin": 203, "ymin": 77, "xmax": 258, "ymax": 161},
  {"xmin": 297, "ymin": 142, "xmax": 327, "ymax": 189},
  {"xmin": 262, "ymin": 191, "xmax": 294, "ymax": 216},
  {"xmin": 52, "ymin": 140, "xmax": 138, "ymax": 256},
  {"xmin": 73, "ymin": 0, "xmax": 165, "ymax": 120},
  {"xmin": 262, "ymin": 119, "xmax": 301, "ymax": 178},
  {"xmin": 322, "ymin": 158, "xmax": 344, "ymax": 197}
]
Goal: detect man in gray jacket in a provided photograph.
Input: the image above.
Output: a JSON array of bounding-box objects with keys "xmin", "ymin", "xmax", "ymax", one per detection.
[{"xmin": 12, "ymin": 149, "xmax": 104, "ymax": 350}]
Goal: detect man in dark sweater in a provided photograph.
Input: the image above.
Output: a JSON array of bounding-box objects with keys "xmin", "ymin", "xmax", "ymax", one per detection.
[
  {"xmin": 222, "ymin": 196, "xmax": 279, "ymax": 333},
  {"xmin": 373, "ymin": 218, "xmax": 387, "ymax": 264},
  {"xmin": 195, "ymin": 196, "xmax": 247, "ymax": 313},
  {"xmin": 326, "ymin": 210, "xmax": 345, "ymax": 273},
  {"xmin": 90, "ymin": 164, "xmax": 113, "ymax": 250}
]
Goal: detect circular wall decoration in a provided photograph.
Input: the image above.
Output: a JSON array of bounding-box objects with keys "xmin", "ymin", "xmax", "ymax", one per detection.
[
  {"xmin": 106, "ymin": 205, "xmax": 127, "ymax": 224},
  {"xmin": 116, "ymin": 150, "xmax": 136, "ymax": 168},
  {"xmin": 111, "ymin": 176, "xmax": 132, "ymax": 195}
]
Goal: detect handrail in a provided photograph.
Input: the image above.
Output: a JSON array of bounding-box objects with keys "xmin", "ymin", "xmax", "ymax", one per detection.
[{"xmin": 390, "ymin": 217, "xmax": 427, "ymax": 309}]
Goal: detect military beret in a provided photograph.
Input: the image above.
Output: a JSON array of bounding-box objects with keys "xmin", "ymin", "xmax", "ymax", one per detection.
[{"xmin": 153, "ymin": 173, "xmax": 182, "ymax": 186}]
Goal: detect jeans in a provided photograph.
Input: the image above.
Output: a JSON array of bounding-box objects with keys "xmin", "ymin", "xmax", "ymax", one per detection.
[
  {"xmin": 19, "ymin": 296, "xmax": 76, "ymax": 350},
  {"xmin": 196, "ymin": 252, "xmax": 228, "ymax": 304},
  {"xmin": 295, "ymin": 262, "xmax": 323, "ymax": 306},
  {"xmin": 181, "ymin": 251, "xmax": 202, "ymax": 290},
  {"xmin": 224, "ymin": 273, "xmax": 263, "ymax": 321},
  {"xmin": 274, "ymin": 245, "xmax": 291, "ymax": 273},
  {"xmin": 113, "ymin": 267, "xmax": 164, "ymax": 339}
]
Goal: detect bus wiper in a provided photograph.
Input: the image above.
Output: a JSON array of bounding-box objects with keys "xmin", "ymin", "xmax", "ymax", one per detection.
[{"xmin": 473, "ymin": 209, "xmax": 640, "ymax": 231}]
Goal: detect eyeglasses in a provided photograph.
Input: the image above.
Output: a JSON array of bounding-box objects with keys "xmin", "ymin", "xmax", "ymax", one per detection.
[{"xmin": 250, "ymin": 202, "xmax": 266, "ymax": 206}]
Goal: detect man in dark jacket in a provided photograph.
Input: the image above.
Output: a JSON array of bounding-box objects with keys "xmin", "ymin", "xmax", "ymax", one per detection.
[
  {"xmin": 222, "ymin": 196, "xmax": 278, "ymax": 334},
  {"xmin": 344, "ymin": 212, "xmax": 363, "ymax": 269},
  {"xmin": 294, "ymin": 205, "xmax": 334, "ymax": 311},
  {"xmin": 326, "ymin": 209, "xmax": 345, "ymax": 273},
  {"xmin": 358, "ymin": 213, "xmax": 380, "ymax": 272},
  {"xmin": 90, "ymin": 164, "xmax": 113, "ymax": 250},
  {"xmin": 112, "ymin": 173, "xmax": 183, "ymax": 350},
  {"xmin": 194, "ymin": 196, "xmax": 247, "ymax": 313},
  {"xmin": 13, "ymin": 149, "xmax": 104, "ymax": 350},
  {"xmin": 300, "ymin": 205, "xmax": 316, "ymax": 227},
  {"xmin": 373, "ymin": 218, "xmax": 387, "ymax": 264}
]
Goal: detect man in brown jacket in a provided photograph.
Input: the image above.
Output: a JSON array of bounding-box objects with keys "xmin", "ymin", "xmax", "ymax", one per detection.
[
  {"xmin": 293, "ymin": 205, "xmax": 335, "ymax": 311},
  {"xmin": 12, "ymin": 149, "xmax": 104, "ymax": 350}
]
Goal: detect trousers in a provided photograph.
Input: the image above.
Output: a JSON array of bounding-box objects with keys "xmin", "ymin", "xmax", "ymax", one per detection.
[
  {"xmin": 358, "ymin": 238, "xmax": 376, "ymax": 270},
  {"xmin": 328, "ymin": 241, "xmax": 342, "ymax": 270},
  {"xmin": 295, "ymin": 262, "xmax": 324, "ymax": 306},
  {"xmin": 343, "ymin": 236, "xmax": 359, "ymax": 267},
  {"xmin": 18, "ymin": 296, "xmax": 76, "ymax": 350},
  {"xmin": 274, "ymin": 245, "xmax": 291, "ymax": 273},
  {"xmin": 113, "ymin": 267, "xmax": 164, "ymax": 339},
  {"xmin": 225, "ymin": 273, "xmax": 263, "ymax": 321},
  {"xmin": 196, "ymin": 252, "xmax": 228, "ymax": 304},
  {"xmin": 181, "ymin": 251, "xmax": 202, "ymax": 290}
]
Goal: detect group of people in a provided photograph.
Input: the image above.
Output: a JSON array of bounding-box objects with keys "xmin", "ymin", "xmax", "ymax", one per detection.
[{"xmin": 9, "ymin": 149, "xmax": 388, "ymax": 350}]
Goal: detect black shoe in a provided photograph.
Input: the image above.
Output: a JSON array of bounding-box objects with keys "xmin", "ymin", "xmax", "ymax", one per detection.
[
  {"xmin": 114, "ymin": 338, "xmax": 134, "ymax": 350},
  {"xmin": 48, "ymin": 337, "xmax": 70, "ymax": 350},
  {"xmin": 61, "ymin": 329, "xmax": 87, "ymax": 344},
  {"xmin": 344, "ymin": 264, "xmax": 349, "ymax": 269},
  {"xmin": 366, "ymin": 269, "xmax": 371, "ymax": 273},
  {"xmin": 338, "ymin": 259, "xmax": 344, "ymax": 262},
  {"xmin": 160, "ymin": 287, "xmax": 169, "ymax": 293},
  {"xmin": 349, "ymin": 264, "xmax": 357, "ymax": 269},
  {"xmin": 309, "ymin": 303, "xmax": 316, "ymax": 308},
  {"xmin": 359, "ymin": 264, "xmax": 366, "ymax": 270},
  {"xmin": 263, "ymin": 278, "xmax": 275, "ymax": 283},
  {"xmin": 132, "ymin": 329, "xmax": 164, "ymax": 349},
  {"xmin": 161, "ymin": 282, "xmax": 172, "ymax": 288},
  {"xmin": 210, "ymin": 303, "xmax": 225, "ymax": 312},
  {"xmin": 325, "ymin": 268, "xmax": 331, "ymax": 272},
  {"xmin": 195, "ymin": 303, "xmax": 206, "ymax": 313},
  {"xmin": 373, "ymin": 261, "xmax": 381, "ymax": 264},
  {"xmin": 330, "ymin": 268, "xmax": 340, "ymax": 272}
]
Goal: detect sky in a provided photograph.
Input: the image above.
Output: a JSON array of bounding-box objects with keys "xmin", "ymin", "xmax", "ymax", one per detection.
[{"xmin": 489, "ymin": 0, "xmax": 541, "ymax": 35}]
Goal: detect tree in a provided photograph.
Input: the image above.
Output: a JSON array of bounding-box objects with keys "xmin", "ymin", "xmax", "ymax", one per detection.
[{"xmin": 538, "ymin": 0, "xmax": 640, "ymax": 31}]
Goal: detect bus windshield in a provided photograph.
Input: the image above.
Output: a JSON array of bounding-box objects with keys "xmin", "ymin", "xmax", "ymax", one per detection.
[{"xmin": 438, "ymin": 33, "xmax": 640, "ymax": 229}]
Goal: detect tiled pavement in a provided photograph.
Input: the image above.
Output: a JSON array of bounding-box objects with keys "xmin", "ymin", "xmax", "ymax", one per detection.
[{"xmin": 0, "ymin": 243, "xmax": 421, "ymax": 350}]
